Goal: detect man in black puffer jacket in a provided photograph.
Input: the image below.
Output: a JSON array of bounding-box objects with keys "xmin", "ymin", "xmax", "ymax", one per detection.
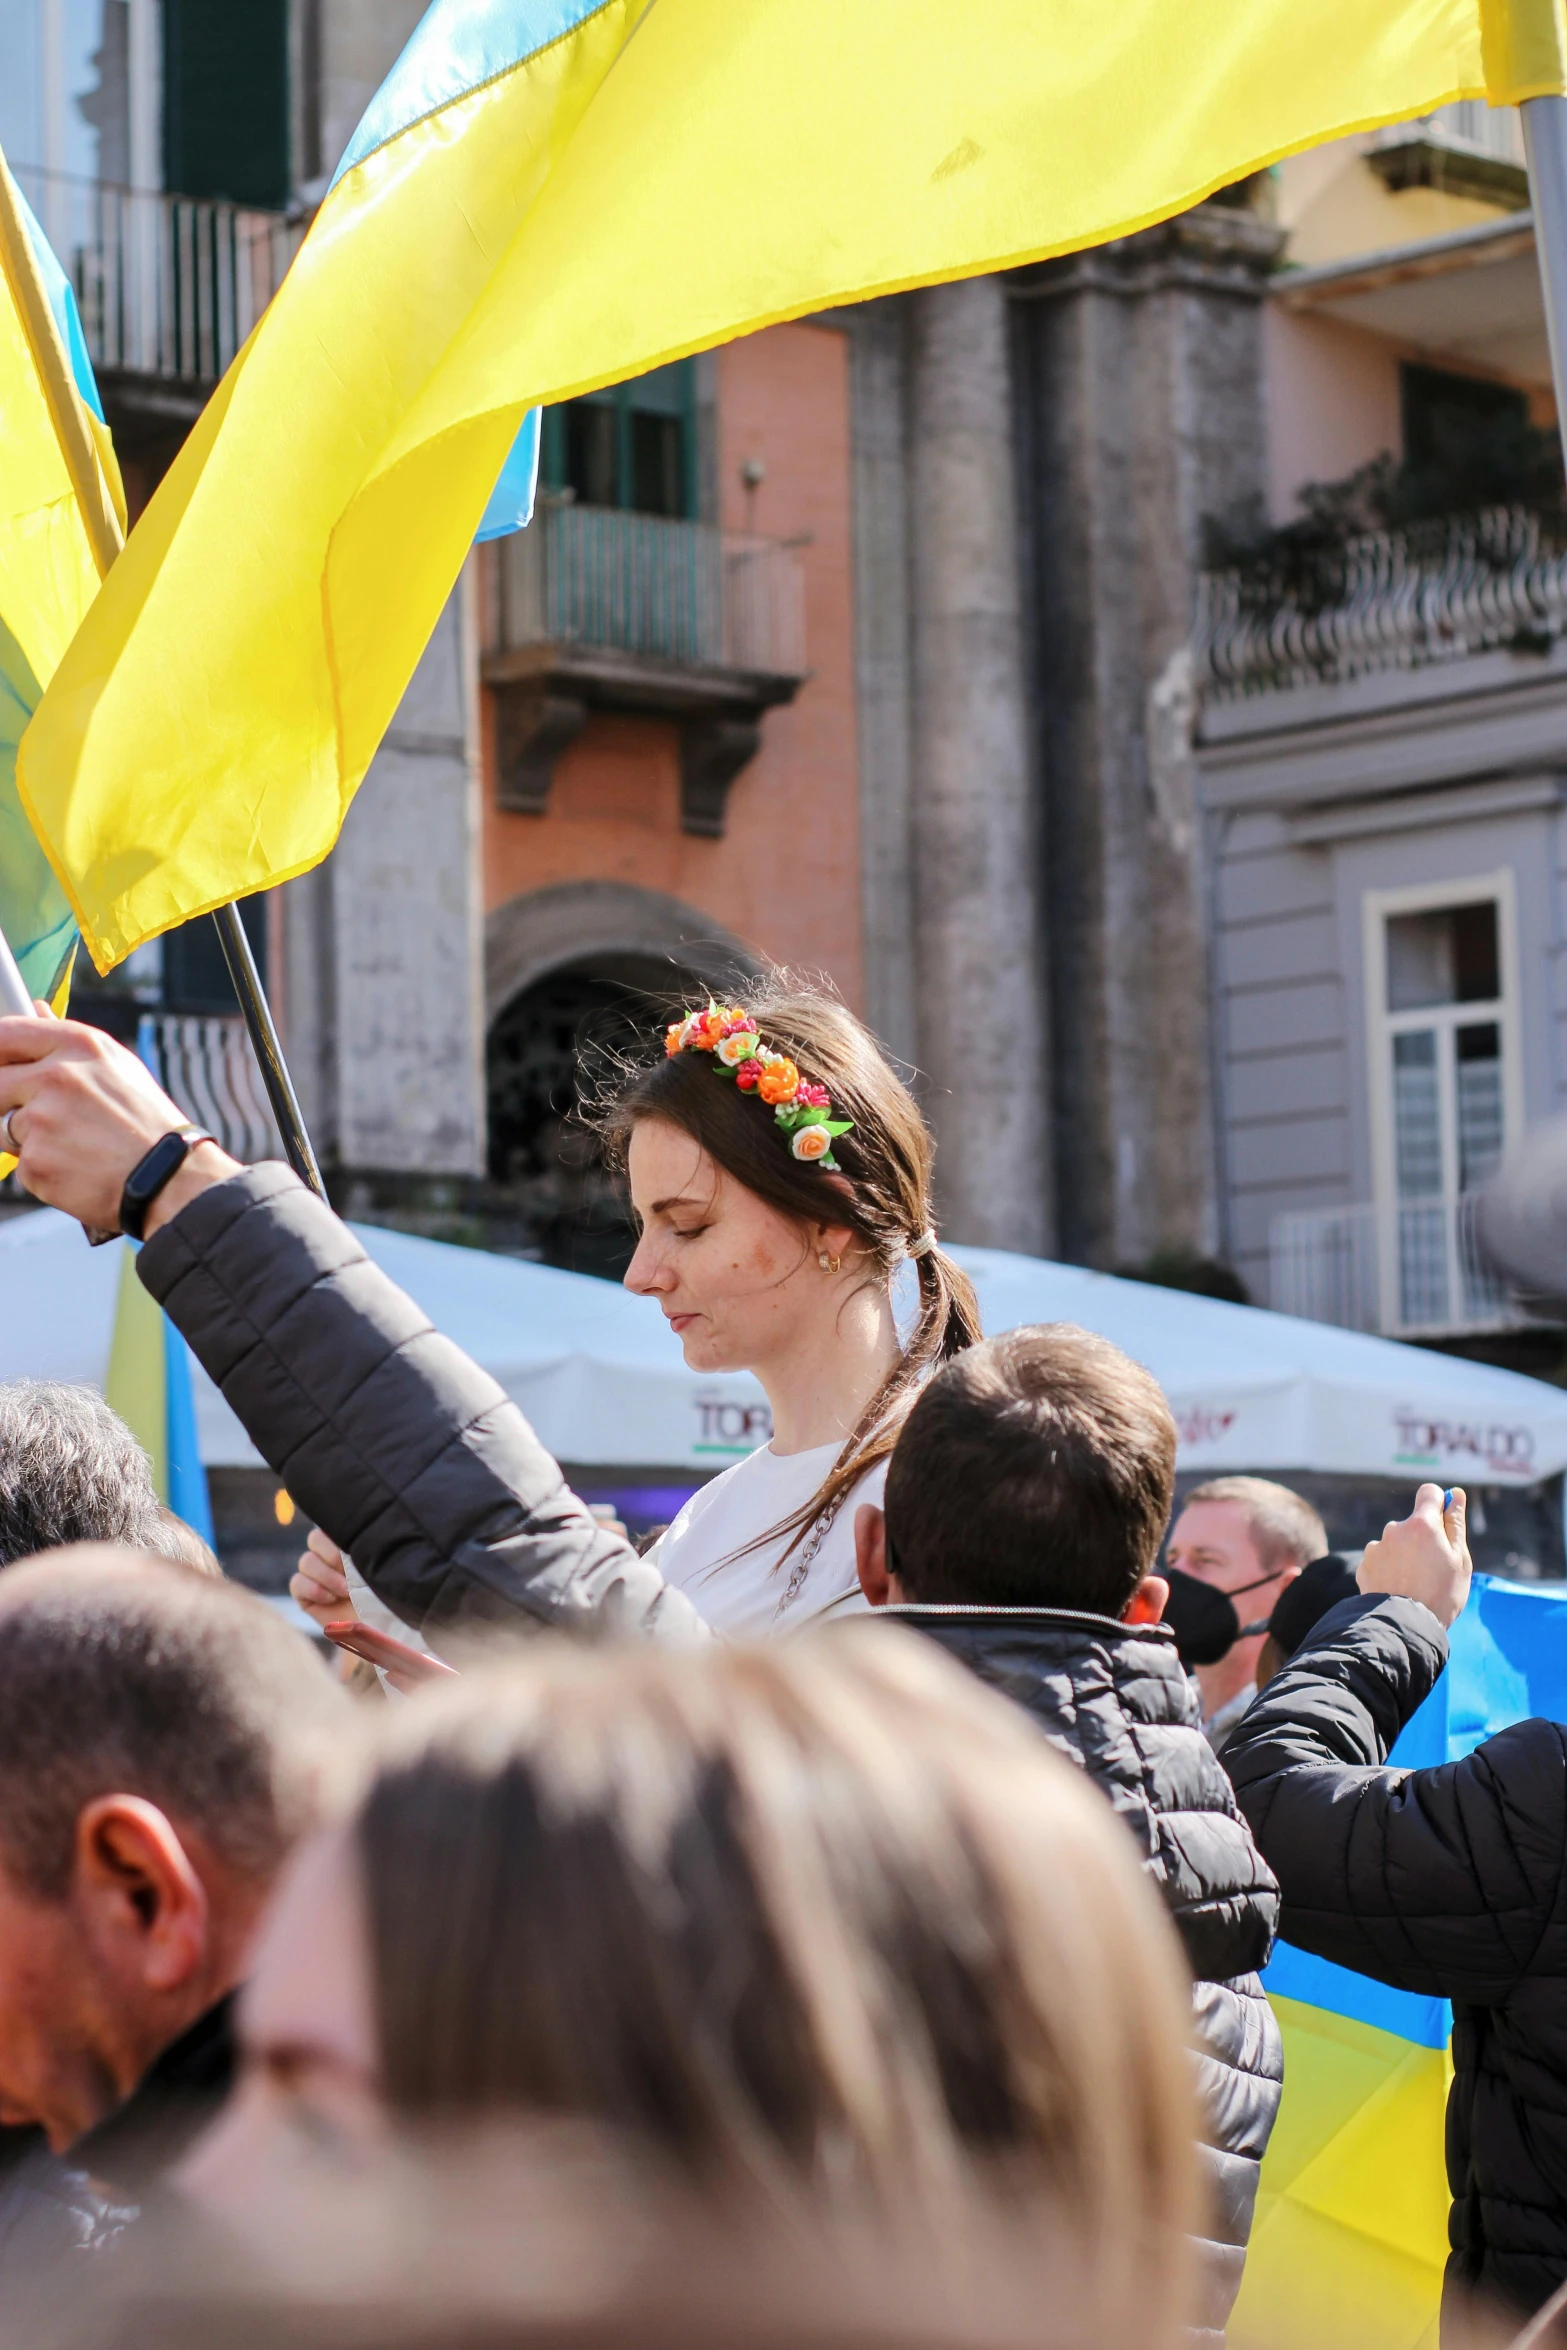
[
  {"xmin": 849, "ymin": 1326, "xmax": 1282, "ymax": 2345},
  {"xmin": 1225, "ymin": 1488, "xmax": 1567, "ymax": 2333}
]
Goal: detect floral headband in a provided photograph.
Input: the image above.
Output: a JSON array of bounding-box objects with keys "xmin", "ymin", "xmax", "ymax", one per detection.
[{"xmin": 664, "ymin": 1004, "xmax": 854, "ymax": 1168}]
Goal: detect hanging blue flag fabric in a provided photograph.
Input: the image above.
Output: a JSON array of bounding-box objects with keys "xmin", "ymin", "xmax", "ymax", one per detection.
[{"xmin": 475, "ymin": 404, "xmax": 541, "ymax": 542}]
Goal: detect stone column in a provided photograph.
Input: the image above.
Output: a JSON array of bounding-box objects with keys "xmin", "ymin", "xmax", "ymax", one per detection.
[
  {"xmin": 280, "ymin": 566, "xmax": 487, "ymax": 1189},
  {"xmin": 905, "ymin": 276, "xmax": 1051, "ymax": 1254},
  {"xmin": 1014, "ymin": 207, "xmax": 1280, "ymax": 1271}
]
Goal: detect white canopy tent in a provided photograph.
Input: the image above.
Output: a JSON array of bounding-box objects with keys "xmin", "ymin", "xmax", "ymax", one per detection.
[{"xmin": 3, "ymin": 1208, "xmax": 1566, "ymax": 1487}]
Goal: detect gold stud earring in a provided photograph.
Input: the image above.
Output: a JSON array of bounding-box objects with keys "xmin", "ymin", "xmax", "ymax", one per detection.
[{"xmin": 819, "ymin": 1251, "xmax": 841, "ymax": 1274}]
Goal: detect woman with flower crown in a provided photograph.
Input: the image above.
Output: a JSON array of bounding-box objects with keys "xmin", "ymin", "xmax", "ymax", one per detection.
[
  {"xmin": 286, "ymin": 973, "xmax": 981, "ymax": 1640},
  {"xmin": 598, "ymin": 976, "xmax": 982, "ymax": 1633}
]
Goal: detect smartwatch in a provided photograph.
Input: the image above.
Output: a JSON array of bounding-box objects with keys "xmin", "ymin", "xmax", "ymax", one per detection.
[{"xmin": 119, "ymin": 1127, "xmax": 216, "ymax": 1241}]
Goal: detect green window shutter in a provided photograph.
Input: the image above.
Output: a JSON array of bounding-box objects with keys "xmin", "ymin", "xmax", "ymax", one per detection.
[
  {"xmin": 546, "ymin": 360, "xmax": 698, "ymax": 518},
  {"xmin": 163, "ymin": 0, "xmax": 289, "ymax": 207}
]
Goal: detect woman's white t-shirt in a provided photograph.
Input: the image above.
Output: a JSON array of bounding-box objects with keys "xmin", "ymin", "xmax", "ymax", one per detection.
[{"xmin": 651, "ymin": 1442, "xmax": 883, "ymax": 1638}]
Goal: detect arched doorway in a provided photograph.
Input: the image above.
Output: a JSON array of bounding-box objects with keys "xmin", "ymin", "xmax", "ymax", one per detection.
[{"xmin": 484, "ymin": 884, "xmax": 758, "ymax": 1277}]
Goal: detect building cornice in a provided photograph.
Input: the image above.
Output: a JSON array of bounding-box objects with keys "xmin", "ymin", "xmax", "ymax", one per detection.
[{"xmin": 1009, "ymin": 204, "xmax": 1285, "ymax": 305}]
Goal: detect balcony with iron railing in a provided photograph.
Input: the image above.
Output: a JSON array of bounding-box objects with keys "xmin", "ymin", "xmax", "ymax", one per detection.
[
  {"xmin": 14, "ymin": 165, "xmax": 301, "ymax": 390},
  {"xmin": 1270, "ymin": 1196, "xmax": 1524, "ymax": 1339},
  {"xmin": 481, "ymin": 494, "xmax": 808, "ymax": 835},
  {"xmin": 1196, "ymin": 504, "xmax": 1567, "ymax": 704}
]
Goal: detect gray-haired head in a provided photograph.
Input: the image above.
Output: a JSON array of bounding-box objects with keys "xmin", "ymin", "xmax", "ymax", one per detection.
[{"xmin": 0, "ymin": 1380, "xmax": 162, "ymax": 1567}]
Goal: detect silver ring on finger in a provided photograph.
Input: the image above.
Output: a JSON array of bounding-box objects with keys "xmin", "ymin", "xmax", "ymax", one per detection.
[{"xmin": 2, "ymin": 1109, "xmax": 19, "ymax": 1154}]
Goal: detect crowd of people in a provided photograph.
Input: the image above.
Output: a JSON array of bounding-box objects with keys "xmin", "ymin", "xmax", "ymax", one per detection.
[{"xmin": 0, "ymin": 976, "xmax": 1563, "ymax": 2347}]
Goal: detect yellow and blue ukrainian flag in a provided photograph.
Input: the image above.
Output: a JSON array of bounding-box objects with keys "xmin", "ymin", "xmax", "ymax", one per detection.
[
  {"xmin": 0, "ymin": 157, "xmax": 121, "ymax": 1014},
  {"xmin": 1232, "ymin": 1572, "xmax": 1567, "ymax": 2350},
  {"xmin": 17, "ymin": 0, "xmax": 1567, "ymax": 973}
]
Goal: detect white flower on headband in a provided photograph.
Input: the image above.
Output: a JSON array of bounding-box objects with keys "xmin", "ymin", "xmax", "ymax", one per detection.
[
  {"xmin": 716, "ymin": 1031, "xmax": 759, "ymax": 1066},
  {"xmin": 791, "ymin": 1125, "xmax": 833, "ymax": 1162}
]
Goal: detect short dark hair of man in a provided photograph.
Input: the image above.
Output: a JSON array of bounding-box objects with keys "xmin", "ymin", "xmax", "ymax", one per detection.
[
  {"xmin": 884, "ymin": 1325, "xmax": 1178, "ymax": 1615},
  {"xmin": 0, "ymin": 1380, "xmax": 161, "ymax": 1566},
  {"xmin": 0, "ymin": 1547, "xmax": 347, "ymax": 1901}
]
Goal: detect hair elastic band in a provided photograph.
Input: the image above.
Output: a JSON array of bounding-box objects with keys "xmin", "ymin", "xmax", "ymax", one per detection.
[{"xmin": 908, "ymin": 1230, "xmax": 938, "ymax": 1259}]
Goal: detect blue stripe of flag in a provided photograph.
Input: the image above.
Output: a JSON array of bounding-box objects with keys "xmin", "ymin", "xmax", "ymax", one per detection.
[{"xmin": 329, "ymin": 0, "xmax": 616, "ymax": 188}]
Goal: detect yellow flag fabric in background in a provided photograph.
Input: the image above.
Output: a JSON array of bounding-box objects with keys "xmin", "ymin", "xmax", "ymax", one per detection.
[
  {"xmin": 0, "ymin": 157, "xmax": 122, "ymax": 1010},
  {"xmin": 18, "ymin": 0, "xmax": 1567, "ymax": 971},
  {"xmin": 0, "ymin": 154, "xmax": 124, "ymax": 1174}
]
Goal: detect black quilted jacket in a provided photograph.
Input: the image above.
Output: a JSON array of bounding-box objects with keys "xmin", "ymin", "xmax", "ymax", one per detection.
[
  {"xmin": 140, "ymin": 1170, "xmax": 1281, "ymax": 2333},
  {"xmin": 141, "ymin": 1166, "xmax": 710, "ymax": 1645},
  {"xmin": 887, "ymin": 1608, "xmax": 1282, "ymax": 2340},
  {"xmin": 1224, "ymin": 1594, "xmax": 1567, "ymax": 2326}
]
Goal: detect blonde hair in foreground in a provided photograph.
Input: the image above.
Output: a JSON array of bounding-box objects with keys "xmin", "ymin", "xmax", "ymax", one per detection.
[
  {"xmin": 354, "ymin": 1630, "xmax": 1197, "ymax": 2282},
  {"xmin": 24, "ymin": 2118, "xmax": 1192, "ymax": 2350}
]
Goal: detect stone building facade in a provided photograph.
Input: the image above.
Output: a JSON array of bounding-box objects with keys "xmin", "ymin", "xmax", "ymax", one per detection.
[
  {"xmin": 276, "ymin": 204, "xmax": 1280, "ymax": 1273},
  {"xmin": 10, "ymin": 3, "xmax": 1556, "ymax": 1314}
]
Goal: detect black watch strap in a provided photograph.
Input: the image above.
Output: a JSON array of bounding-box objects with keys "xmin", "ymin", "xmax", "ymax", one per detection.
[{"xmin": 119, "ymin": 1127, "xmax": 216, "ymax": 1241}]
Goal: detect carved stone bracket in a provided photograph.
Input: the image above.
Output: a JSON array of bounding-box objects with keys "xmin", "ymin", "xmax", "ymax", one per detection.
[
  {"xmin": 494, "ymin": 683, "xmax": 590, "ymax": 813},
  {"xmin": 483, "ymin": 642, "xmax": 799, "ymax": 834},
  {"xmin": 679, "ymin": 717, "xmax": 763, "ymax": 837}
]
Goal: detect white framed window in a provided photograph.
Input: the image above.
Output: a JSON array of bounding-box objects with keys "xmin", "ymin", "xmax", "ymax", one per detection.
[
  {"xmin": 0, "ymin": 0, "xmax": 161, "ymax": 242},
  {"xmin": 1363, "ymin": 873, "xmax": 1524, "ymax": 1333}
]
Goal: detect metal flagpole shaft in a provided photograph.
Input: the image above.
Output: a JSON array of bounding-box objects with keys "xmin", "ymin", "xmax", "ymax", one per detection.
[
  {"xmin": 213, "ymin": 904, "xmax": 326, "ymax": 1198},
  {"xmin": 0, "ymin": 923, "xmax": 34, "ymax": 1019},
  {"xmin": 1524, "ymin": 97, "xmax": 1567, "ymax": 478}
]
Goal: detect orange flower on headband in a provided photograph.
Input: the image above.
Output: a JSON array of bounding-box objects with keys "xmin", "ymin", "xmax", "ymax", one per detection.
[
  {"xmin": 663, "ymin": 1004, "xmax": 854, "ymax": 1169},
  {"xmin": 667, "ymin": 1006, "xmax": 748, "ymax": 1057}
]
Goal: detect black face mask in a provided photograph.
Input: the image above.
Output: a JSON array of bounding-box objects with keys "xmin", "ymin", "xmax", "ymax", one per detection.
[{"xmin": 1160, "ymin": 1567, "xmax": 1279, "ymax": 1670}]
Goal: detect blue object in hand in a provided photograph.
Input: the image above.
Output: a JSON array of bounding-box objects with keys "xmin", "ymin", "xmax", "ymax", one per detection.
[{"xmin": 1442, "ymin": 1489, "xmax": 1454, "ymax": 1512}]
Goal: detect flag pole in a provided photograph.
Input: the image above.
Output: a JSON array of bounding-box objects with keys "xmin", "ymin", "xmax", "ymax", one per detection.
[
  {"xmin": 212, "ymin": 904, "xmax": 323, "ymax": 1195},
  {"xmin": 1524, "ymin": 99, "xmax": 1567, "ymax": 479},
  {"xmin": 0, "ymin": 162, "xmax": 327, "ymax": 1200},
  {"xmin": 0, "ymin": 924, "xmax": 32, "ymax": 1021}
]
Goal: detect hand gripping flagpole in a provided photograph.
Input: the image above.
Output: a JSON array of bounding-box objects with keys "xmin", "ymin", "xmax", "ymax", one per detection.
[{"xmin": 0, "ymin": 163, "xmax": 326, "ymax": 1200}]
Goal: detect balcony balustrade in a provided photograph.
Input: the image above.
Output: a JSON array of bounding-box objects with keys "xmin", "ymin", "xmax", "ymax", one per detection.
[
  {"xmin": 150, "ymin": 1014, "xmax": 281, "ymax": 1166},
  {"xmin": 1197, "ymin": 506, "xmax": 1567, "ymax": 703},
  {"xmin": 481, "ymin": 497, "xmax": 807, "ymax": 833},
  {"xmin": 1269, "ymin": 1196, "xmax": 1522, "ymax": 1338},
  {"xmin": 15, "ymin": 166, "xmax": 300, "ymax": 388}
]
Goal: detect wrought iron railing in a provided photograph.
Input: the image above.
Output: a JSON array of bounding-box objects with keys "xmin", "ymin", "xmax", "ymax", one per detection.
[
  {"xmin": 484, "ymin": 499, "xmax": 807, "ymax": 678},
  {"xmin": 150, "ymin": 1015, "xmax": 281, "ymax": 1166},
  {"xmin": 1270, "ymin": 1195, "xmax": 1521, "ymax": 1336},
  {"xmin": 1196, "ymin": 507, "xmax": 1567, "ymax": 702},
  {"xmin": 14, "ymin": 167, "xmax": 300, "ymax": 386}
]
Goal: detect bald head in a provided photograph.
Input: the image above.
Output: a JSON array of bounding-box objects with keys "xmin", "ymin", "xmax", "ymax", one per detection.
[{"xmin": 0, "ymin": 1546, "xmax": 348, "ymax": 1901}]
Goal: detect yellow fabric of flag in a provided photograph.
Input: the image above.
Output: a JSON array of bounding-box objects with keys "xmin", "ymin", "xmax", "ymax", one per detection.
[
  {"xmin": 105, "ymin": 1244, "xmax": 169, "ymax": 1498},
  {"xmin": 18, "ymin": 0, "xmax": 1567, "ymax": 970},
  {"xmin": 1231, "ymin": 1999, "xmax": 1451, "ymax": 2350},
  {"xmin": 0, "ymin": 153, "xmax": 124, "ymax": 1171}
]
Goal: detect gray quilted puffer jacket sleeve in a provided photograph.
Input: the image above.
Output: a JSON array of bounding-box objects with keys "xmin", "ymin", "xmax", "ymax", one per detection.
[{"xmin": 138, "ymin": 1165, "xmax": 712, "ymax": 1648}]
